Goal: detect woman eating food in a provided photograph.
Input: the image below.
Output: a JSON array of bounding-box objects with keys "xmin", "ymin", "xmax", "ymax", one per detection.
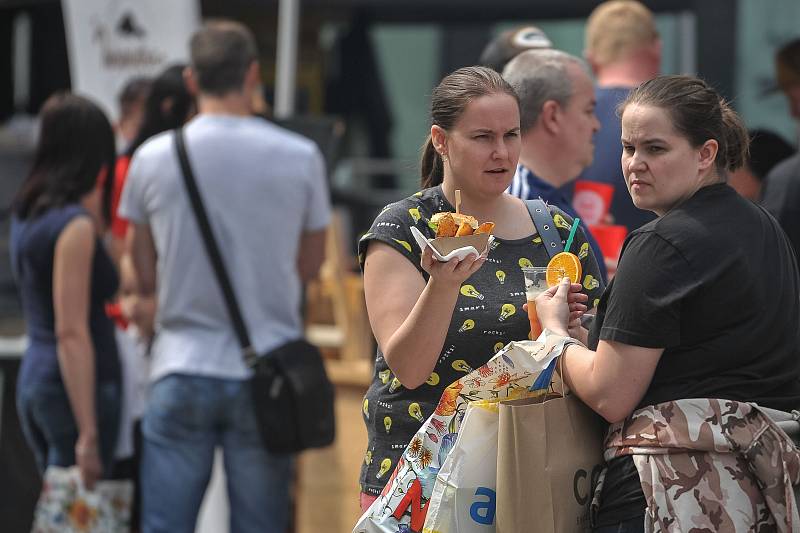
[{"xmin": 356, "ymin": 65, "xmax": 605, "ymax": 510}]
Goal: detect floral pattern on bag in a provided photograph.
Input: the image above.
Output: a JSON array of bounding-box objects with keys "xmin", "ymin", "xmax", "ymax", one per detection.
[
  {"xmin": 354, "ymin": 334, "xmax": 574, "ymax": 533},
  {"xmin": 32, "ymin": 466, "xmax": 133, "ymax": 533}
]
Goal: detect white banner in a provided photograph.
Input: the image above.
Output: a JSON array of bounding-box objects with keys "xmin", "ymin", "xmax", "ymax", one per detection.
[{"xmin": 61, "ymin": 0, "xmax": 200, "ymax": 122}]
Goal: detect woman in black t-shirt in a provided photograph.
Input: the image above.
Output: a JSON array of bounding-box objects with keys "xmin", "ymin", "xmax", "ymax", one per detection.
[{"xmin": 537, "ymin": 75, "xmax": 800, "ymax": 531}]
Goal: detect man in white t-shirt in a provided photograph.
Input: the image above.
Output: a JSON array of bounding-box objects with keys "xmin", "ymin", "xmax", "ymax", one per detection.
[{"xmin": 120, "ymin": 20, "xmax": 330, "ymax": 533}]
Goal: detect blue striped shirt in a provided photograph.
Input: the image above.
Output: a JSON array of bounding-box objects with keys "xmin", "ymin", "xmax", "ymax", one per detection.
[{"xmin": 507, "ymin": 164, "xmax": 608, "ymax": 282}]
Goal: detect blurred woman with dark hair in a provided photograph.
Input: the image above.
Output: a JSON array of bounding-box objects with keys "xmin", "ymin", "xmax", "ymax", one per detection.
[
  {"xmin": 126, "ymin": 64, "xmax": 195, "ymax": 158},
  {"xmin": 12, "ymin": 92, "xmax": 120, "ymax": 489},
  {"xmin": 109, "ymin": 63, "xmax": 195, "ymax": 259}
]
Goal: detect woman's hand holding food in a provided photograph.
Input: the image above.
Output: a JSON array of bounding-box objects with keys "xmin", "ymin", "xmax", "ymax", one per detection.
[
  {"xmin": 534, "ymin": 277, "xmax": 588, "ymax": 336},
  {"xmin": 422, "ymin": 205, "xmax": 492, "ymax": 288},
  {"xmin": 420, "ymin": 245, "xmax": 487, "ymax": 290}
]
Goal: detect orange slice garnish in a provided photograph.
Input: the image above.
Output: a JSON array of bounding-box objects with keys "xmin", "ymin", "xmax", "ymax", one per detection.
[{"xmin": 546, "ymin": 252, "xmax": 582, "ymax": 287}]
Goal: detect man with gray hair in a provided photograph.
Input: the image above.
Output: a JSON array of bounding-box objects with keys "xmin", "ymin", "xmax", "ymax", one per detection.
[
  {"xmin": 120, "ymin": 20, "xmax": 330, "ymax": 532},
  {"xmin": 504, "ymin": 49, "xmax": 607, "ymax": 281}
]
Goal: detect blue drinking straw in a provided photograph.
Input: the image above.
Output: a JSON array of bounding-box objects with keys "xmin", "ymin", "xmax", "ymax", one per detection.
[{"xmin": 564, "ymin": 217, "xmax": 581, "ymax": 254}]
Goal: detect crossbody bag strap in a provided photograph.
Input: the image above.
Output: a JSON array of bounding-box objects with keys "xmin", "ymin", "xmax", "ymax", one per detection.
[
  {"xmin": 174, "ymin": 128, "xmax": 258, "ymax": 367},
  {"xmin": 525, "ymin": 198, "xmax": 564, "ymax": 259}
]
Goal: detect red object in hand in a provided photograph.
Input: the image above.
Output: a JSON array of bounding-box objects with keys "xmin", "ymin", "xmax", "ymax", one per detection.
[{"xmin": 105, "ymin": 302, "xmax": 129, "ymax": 330}]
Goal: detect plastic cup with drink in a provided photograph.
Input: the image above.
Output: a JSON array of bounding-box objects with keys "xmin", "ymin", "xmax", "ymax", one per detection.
[
  {"xmin": 522, "ymin": 219, "xmax": 584, "ymax": 339},
  {"xmin": 522, "ymin": 266, "xmax": 551, "ymax": 339}
]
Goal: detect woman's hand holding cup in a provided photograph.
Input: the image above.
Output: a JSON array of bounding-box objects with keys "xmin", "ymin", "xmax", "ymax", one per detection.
[{"xmin": 534, "ymin": 277, "xmax": 588, "ymax": 336}]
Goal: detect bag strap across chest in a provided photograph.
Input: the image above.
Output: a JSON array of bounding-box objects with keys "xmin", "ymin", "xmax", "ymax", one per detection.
[
  {"xmin": 174, "ymin": 127, "xmax": 258, "ymax": 367},
  {"xmin": 525, "ymin": 198, "xmax": 563, "ymax": 260}
]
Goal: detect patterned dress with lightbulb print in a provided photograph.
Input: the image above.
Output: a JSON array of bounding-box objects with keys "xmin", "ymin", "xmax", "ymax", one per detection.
[{"xmin": 357, "ymin": 185, "xmax": 605, "ymax": 496}]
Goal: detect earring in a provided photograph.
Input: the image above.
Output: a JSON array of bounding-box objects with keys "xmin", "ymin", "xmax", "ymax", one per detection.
[{"xmin": 441, "ymin": 154, "xmax": 448, "ymax": 163}]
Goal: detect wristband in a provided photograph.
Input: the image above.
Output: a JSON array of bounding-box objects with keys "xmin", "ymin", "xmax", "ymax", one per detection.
[{"xmin": 541, "ymin": 329, "xmax": 586, "ymax": 356}]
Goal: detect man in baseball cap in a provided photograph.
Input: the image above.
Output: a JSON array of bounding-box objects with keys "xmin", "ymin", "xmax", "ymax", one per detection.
[{"xmin": 479, "ymin": 25, "xmax": 552, "ymax": 73}]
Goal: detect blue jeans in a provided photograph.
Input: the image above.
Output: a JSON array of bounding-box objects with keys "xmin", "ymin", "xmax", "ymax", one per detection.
[
  {"xmin": 16, "ymin": 380, "xmax": 121, "ymax": 476},
  {"xmin": 140, "ymin": 373, "xmax": 293, "ymax": 533},
  {"xmin": 593, "ymin": 516, "xmax": 645, "ymax": 533}
]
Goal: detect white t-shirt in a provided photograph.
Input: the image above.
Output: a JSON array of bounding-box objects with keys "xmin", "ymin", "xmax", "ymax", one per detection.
[
  {"xmin": 114, "ymin": 326, "xmax": 148, "ymax": 459},
  {"xmin": 120, "ymin": 114, "xmax": 331, "ymax": 382}
]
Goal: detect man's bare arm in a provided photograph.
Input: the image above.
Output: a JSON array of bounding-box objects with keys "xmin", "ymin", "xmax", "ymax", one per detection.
[
  {"xmin": 126, "ymin": 223, "xmax": 157, "ymax": 296},
  {"xmin": 297, "ymin": 228, "xmax": 327, "ymax": 283}
]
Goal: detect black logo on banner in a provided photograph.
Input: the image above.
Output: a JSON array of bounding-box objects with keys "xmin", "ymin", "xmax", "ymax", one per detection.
[{"xmin": 117, "ymin": 13, "xmax": 146, "ymax": 38}]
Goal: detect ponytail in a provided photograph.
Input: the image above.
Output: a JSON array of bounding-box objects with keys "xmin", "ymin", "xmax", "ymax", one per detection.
[
  {"xmin": 719, "ymin": 100, "xmax": 749, "ymax": 173},
  {"xmin": 420, "ymin": 134, "xmax": 444, "ymax": 188}
]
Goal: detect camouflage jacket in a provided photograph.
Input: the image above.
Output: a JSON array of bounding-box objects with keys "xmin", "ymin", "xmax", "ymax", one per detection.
[{"xmin": 603, "ymin": 399, "xmax": 800, "ymax": 532}]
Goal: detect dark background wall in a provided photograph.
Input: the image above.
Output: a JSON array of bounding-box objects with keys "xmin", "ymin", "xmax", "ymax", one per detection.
[{"xmin": 0, "ymin": 0, "xmax": 735, "ymax": 120}]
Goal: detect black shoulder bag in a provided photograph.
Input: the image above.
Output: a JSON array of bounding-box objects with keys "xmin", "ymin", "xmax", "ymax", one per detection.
[{"xmin": 174, "ymin": 127, "xmax": 335, "ymax": 453}]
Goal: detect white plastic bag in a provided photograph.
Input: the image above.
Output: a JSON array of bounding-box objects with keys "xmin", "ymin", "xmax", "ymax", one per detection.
[{"xmin": 422, "ymin": 400, "xmax": 501, "ymax": 533}]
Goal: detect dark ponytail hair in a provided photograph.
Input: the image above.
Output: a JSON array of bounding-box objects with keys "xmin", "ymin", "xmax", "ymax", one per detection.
[
  {"xmin": 619, "ymin": 75, "xmax": 749, "ymax": 174},
  {"xmin": 421, "ymin": 66, "xmax": 519, "ymax": 188},
  {"xmin": 14, "ymin": 92, "xmax": 116, "ymax": 222},
  {"xmin": 719, "ymin": 104, "xmax": 750, "ymax": 172},
  {"xmin": 126, "ymin": 63, "xmax": 193, "ymax": 157}
]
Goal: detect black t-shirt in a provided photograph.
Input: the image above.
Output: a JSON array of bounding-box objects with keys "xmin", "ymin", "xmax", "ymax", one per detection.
[
  {"xmin": 357, "ymin": 186, "xmax": 605, "ymax": 496},
  {"xmin": 589, "ymin": 183, "xmax": 800, "ymax": 525}
]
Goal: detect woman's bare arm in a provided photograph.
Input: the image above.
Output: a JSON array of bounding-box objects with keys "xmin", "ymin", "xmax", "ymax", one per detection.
[
  {"xmin": 561, "ymin": 340, "xmax": 663, "ymax": 423},
  {"xmin": 363, "ymin": 242, "xmax": 484, "ymax": 389},
  {"xmin": 537, "ymin": 278, "xmax": 663, "ymax": 423},
  {"xmin": 53, "ymin": 216, "xmax": 103, "ymax": 488}
]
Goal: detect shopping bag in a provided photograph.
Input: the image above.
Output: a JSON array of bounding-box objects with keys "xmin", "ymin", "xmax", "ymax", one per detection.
[
  {"xmin": 423, "ymin": 393, "xmax": 541, "ymax": 533},
  {"xmin": 31, "ymin": 465, "xmax": 134, "ymax": 533},
  {"xmin": 422, "ymin": 400, "xmax": 500, "ymax": 533},
  {"xmin": 354, "ymin": 335, "xmax": 573, "ymax": 533},
  {"xmin": 496, "ymin": 373, "xmax": 606, "ymax": 533}
]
